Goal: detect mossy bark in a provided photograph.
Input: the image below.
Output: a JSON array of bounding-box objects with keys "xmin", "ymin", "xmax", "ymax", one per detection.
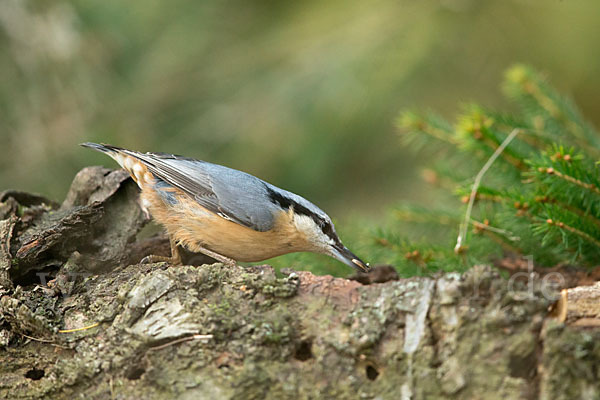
[{"xmin": 0, "ymin": 169, "xmax": 599, "ymax": 399}]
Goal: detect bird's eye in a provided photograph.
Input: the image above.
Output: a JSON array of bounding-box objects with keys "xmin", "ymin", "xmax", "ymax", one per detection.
[{"xmin": 321, "ymin": 222, "xmax": 335, "ymax": 239}]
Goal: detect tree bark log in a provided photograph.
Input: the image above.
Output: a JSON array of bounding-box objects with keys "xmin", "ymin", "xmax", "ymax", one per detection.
[{"xmin": 0, "ymin": 169, "xmax": 599, "ymax": 399}]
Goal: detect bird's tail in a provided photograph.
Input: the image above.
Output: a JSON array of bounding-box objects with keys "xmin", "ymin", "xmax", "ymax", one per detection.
[
  {"xmin": 80, "ymin": 142, "xmax": 151, "ymax": 187},
  {"xmin": 80, "ymin": 142, "xmax": 123, "ymax": 154}
]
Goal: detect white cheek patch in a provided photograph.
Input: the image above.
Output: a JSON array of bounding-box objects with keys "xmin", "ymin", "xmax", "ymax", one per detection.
[
  {"xmin": 293, "ymin": 214, "xmax": 333, "ymax": 251},
  {"xmin": 293, "ymin": 215, "xmax": 316, "ymax": 234}
]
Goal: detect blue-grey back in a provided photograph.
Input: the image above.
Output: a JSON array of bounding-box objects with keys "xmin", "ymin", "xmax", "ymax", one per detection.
[{"xmin": 138, "ymin": 153, "xmax": 330, "ymax": 232}]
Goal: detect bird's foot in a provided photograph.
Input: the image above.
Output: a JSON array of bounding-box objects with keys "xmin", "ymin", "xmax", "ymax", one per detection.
[
  {"xmin": 141, "ymin": 236, "xmax": 183, "ymax": 265},
  {"xmin": 196, "ymin": 246, "xmax": 237, "ymax": 267}
]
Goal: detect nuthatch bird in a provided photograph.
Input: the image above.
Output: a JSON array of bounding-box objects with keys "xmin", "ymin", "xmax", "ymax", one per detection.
[{"xmin": 81, "ymin": 143, "xmax": 370, "ymax": 272}]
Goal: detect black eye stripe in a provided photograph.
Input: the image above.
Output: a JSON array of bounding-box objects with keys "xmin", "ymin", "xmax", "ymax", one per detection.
[
  {"xmin": 266, "ymin": 186, "xmax": 341, "ymax": 244},
  {"xmin": 266, "ymin": 187, "xmax": 317, "ymax": 220},
  {"xmin": 322, "ymin": 223, "xmax": 342, "ymax": 245},
  {"xmin": 321, "ymin": 222, "xmax": 333, "ymax": 236}
]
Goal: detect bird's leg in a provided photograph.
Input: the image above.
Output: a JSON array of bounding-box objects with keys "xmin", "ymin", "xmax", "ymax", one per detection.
[
  {"xmin": 195, "ymin": 246, "xmax": 237, "ymax": 267},
  {"xmin": 141, "ymin": 236, "xmax": 183, "ymax": 265}
]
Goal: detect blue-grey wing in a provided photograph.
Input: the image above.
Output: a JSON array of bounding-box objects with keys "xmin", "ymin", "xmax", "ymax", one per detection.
[{"xmin": 133, "ymin": 152, "xmax": 277, "ymax": 232}]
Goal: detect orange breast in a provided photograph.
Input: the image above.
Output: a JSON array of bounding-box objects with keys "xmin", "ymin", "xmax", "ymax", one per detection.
[{"xmin": 141, "ymin": 185, "xmax": 311, "ymax": 262}]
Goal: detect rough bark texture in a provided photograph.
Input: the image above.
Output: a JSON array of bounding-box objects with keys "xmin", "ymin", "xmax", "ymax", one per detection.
[
  {"xmin": 1, "ymin": 168, "xmax": 599, "ymax": 399},
  {"xmin": 552, "ymin": 282, "xmax": 600, "ymax": 327}
]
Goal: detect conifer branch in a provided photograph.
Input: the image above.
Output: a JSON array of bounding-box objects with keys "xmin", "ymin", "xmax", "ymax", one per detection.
[
  {"xmin": 399, "ymin": 112, "xmax": 458, "ymax": 145},
  {"xmin": 394, "ymin": 65, "xmax": 600, "ymax": 268},
  {"xmin": 471, "ymin": 219, "xmax": 522, "ymax": 254},
  {"xmin": 539, "ymin": 167, "xmax": 600, "ymax": 195},
  {"xmin": 455, "ymin": 128, "xmax": 520, "ymax": 253},
  {"xmin": 536, "ymin": 196, "xmax": 600, "ymax": 229},
  {"xmin": 546, "ymin": 219, "xmax": 600, "ymax": 249}
]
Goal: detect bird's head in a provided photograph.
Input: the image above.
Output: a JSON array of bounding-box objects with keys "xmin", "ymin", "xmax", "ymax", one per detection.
[
  {"xmin": 267, "ymin": 185, "xmax": 369, "ymax": 273},
  {"xmin": 291, "ymin": 212, "xmax": 370, "ymax": 273}
]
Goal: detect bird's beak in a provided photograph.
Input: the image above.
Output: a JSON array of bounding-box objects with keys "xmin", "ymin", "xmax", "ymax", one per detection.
[{"xmin": 331, "ymin": 244, "xmax": 370, "ymax": 273}]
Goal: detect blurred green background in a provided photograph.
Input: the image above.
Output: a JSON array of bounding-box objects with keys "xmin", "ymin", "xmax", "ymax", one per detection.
[{"xmin": 1, "ymin": 0, "xmax": 599, "ymax": 272}]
